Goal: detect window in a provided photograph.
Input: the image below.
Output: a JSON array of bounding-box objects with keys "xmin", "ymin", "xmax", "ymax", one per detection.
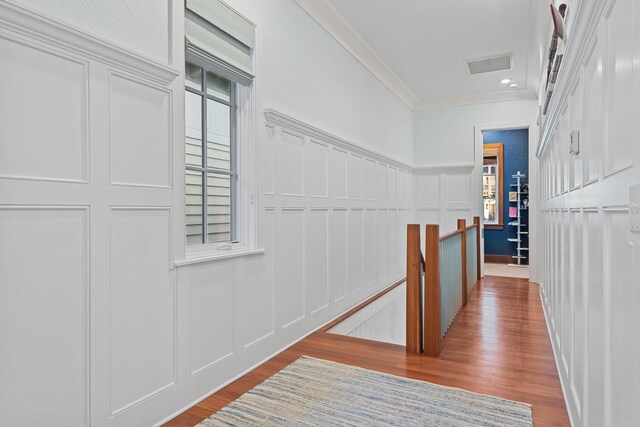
[
  {"xmin": 185, "ymin": 62, "xmax": 237, "ymax": 245},
  {"xmin": 483, "ymin": 143, "xmax": 504, "ymax": 229},
  {"xmin": 183, "ymin": 0, "xmax": 256, "ymax": 255}
]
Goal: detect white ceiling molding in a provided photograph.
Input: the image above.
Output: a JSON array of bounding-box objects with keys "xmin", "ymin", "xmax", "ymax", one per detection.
[
  {"xmin": 296, "ymin": 0, "xmax": 542, "ymax": 111},
  {"xmin": 414, "ymin": 164, "xmax": 475, "ymax": 175},
  {"xmin": 264, "ymin": 109, "xmax": 414, "ymax": 171},
  {"xmin": 293, "ymin": 0, "xmax": 419, "ymax": 109},
  {"xmin": 415, "ymin": 89, "xmax": 537, "ymax": 111}
]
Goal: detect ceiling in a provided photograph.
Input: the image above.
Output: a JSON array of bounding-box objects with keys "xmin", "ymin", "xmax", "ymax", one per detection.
[{"xmin": 324, "ymin": 0, "xmax": 539, "ymax": 107}]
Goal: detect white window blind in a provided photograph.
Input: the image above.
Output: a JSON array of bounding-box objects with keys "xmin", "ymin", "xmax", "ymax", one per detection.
[{"xmin": 185, "ymin": 0, "xmax": 255, "ymax": 85}]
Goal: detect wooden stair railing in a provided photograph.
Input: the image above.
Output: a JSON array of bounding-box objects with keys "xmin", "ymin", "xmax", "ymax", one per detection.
[{"xmin": 406, "ymin": 216, "xmax": 481, "ymax": 356}]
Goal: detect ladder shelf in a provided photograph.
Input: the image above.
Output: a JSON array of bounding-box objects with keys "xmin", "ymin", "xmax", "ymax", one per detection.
[{"xmin": 508, "ymin": 171, "xmax": 528, "ymax": 266}]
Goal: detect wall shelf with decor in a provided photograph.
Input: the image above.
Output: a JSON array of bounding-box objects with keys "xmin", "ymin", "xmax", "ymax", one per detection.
[{"xmin": 508, "ymin": 172, "xmax": 528, "ymax": 267}]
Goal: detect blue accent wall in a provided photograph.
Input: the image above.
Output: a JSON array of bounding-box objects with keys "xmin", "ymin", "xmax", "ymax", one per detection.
[{"xmin": 483, "ymin": 129, "xmax": 528, "ymax": 258}]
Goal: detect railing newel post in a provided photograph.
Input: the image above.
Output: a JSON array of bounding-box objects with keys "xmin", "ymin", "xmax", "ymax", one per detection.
[
  {"xmin": 458, "ymin": 219, "xmax": 467, "ymax": 306},
  {"xmin": 406, "ymin": 224, "xmax": 422, "ymax": 353},
  {"xmin": 473, "ymin": 216, "xmax": 481, "ymax": 281},
  {"xmin": 424, "ymin": 224, "xmax": 440, "ymax": 356}
]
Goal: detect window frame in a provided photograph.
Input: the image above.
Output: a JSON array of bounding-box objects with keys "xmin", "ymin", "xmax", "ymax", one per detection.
[
  {"xmin": 185, "ymin": 62, "xmax": 238, "ymax": 245},
  {"xmin": 483, "ymin": 143, "xmax": 505, "ymax": 230},
  {"xmin": 178, "ymin": 68, "xmax": 260, "ymax": 265}
]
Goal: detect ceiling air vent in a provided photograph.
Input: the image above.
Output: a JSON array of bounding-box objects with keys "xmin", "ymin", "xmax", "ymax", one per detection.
[{"xmin": 466, "ymin": 54, "xmax": 512, "ymax": 75}]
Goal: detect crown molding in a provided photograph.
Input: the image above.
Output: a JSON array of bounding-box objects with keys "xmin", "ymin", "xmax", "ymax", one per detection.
[
  {"xmin": 293, "ymin": 0, "xmax": 546, "ymax": 112},
  {"xmin": 264, "ymin": 109, "xmax": 414, "ymax": 171},
  {"xmin": 414, "ymin": 164, "xmax": 475, "ymax": 175},
  {"xmin": 415, "ymin": 89, "xmax": 537, "ymax": 110},
  {"xmin": 0, "ymin": 0, "xmax": 179, "ymax": 85},
  {"xmin": 293, "ymin": 0, "xmax": 419, "ymax": 110}
]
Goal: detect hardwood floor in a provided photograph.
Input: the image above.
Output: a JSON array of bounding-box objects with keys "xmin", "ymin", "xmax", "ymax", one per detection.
[{"xmin": 165, "ymin": 276, "xmax": 569, "ymax": 426}]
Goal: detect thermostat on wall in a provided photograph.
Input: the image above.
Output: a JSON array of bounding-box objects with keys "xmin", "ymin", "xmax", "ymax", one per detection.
[
  {"xmin": 631, "ymin": 183, "xmax": 640, "ymax": 234},
  {"xmin": 569, "ymin": 130, "xmax": 580, "ymax": 155}
]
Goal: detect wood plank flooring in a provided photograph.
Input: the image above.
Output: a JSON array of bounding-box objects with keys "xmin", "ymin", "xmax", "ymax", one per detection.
[{"xmin": 165, "ymin": 276, "xmax": 569, "ymax": 426}]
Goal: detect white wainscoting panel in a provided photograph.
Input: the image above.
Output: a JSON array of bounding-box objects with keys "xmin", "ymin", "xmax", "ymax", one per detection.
[
  {"xmin": 363, "ymin": 209, "xmax": 378, "ymax": 286},
  {"xmin": 187, "ymin": 260, "xmax": 234, "ymax": 375},
  {"xmin": 537, "ymin": 1, "xmax": 640, "ymax": 425},
  {"xmin": 306, "ymin": 140, "xmax": 328, "ymax": 198},
  {"xmin": 109, "ymin": 208, "xmax": 175, "ymax": 415},
  {"xmin": 0, "ymin": 2, "xmax": 183, "ymax": 426},
  {"xmin": 0, "ymin": 3, "xmax": 422, "ymax": 424},
  {"xmin": 348, "ymin": 154, "xmax": 364, "ymax": 200},
  {"xmin": 377, "ymin": 163, "xmax": 387, "ymax": 201},
  {"xmin": 602, "ymin": 0, "xmax": 634, "ymax": 177},
  {"xmin": 387, "ymin": 167, "xmax": 397, "ymax": 202},
  {"xmin": 278, "ymin": 130, "xmax": 305, "ymax": 197},
  {"xmin": 414, "ymin": 166, "xmax": 475, "ymax": 235},
  {"xmin": 0, "ymin": 36, "xmax": 88, "ymax": 183},
  {"xmin": 604, "ymin": 210, "xmax": 633, "ymax": 424},
  {"xmin": 376, "ymin": 209, "xmax": 388, "ymax": 279},
  {"xmin": 262, "ymin": 125, "xmax": 275, "ymax": 195},
  {"xmin": 276, "ymin": 208, "xmax": 305, "ymax": 328},
  {"xmin": 306, "ymin": 209, "xmax": 329, "ymax": 314},
  {"xmin": 364, "ymin": 158, "xmax": 377, "ymax": 201},
  {"xmin": 0, "ymin": 207, "xmax": 89, "ymax": 426},
  {"xmin": 417, "ymin": 173, "xmax": 440, "ymax": 203},
  {"xmin": 348, "ymin": 208, "xmax": 364, "ymax": 293},
  {"xmin": 387, "ymin": 209, "xmax": 398, "ymax": 275},
  {"xmin": 329, "ymin": 147, "xmax": 347, "ymax": 199},
  {"xmin": 445, "ymin": 173, "xmax": 470, "ymax": 204},
  {"xmin": 397, "ymin": 170, "xmax": 405, "ymax": 202},
  {"xmin": 236, "ymin": 209, "xmax": 275, "ymax": 348},
  {"xmin": 329, "ymin": 209, "xmax": 348, "ymax": 304},
  {"xmin": 582, "ymin": 35, "xmax": 603, "ymax": 186},
  {"xmin": 109, "ymin": 72, "xmax": 172, "ymax": 188}
]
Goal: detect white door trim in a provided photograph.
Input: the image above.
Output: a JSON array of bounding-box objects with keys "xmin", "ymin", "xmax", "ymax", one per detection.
[{"xmin": 473, "ymin": 120, "xmax": 540, "ymax": 283}]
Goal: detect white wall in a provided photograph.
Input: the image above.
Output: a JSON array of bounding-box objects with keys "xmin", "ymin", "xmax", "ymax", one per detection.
[
  {"xmin": 328, "ymin": 283, "xmax": 406, "ymax": 346},
  {"xmin": 413, "ymin": 100, "xmax": 538, "ymax": 167},
  {"xmin": 537, "ymin": 0, "xmax": 640, "ymax": 426},
  {"xmin": 233, "ymin": 0, "xmax": 414, "ymax": 165},
  {"xmin": 0, "ymin": 0, "xmax": 415, "ymax": 426}
]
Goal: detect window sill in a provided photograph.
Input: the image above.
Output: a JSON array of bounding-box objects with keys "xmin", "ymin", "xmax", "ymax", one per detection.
[
  {"xmin": 174, "ymin": 247, "xmax": 265, "ymax": 267},
  {"xmin": 484, "ymin": 224, "xmax": 504, "ymax": 230}
]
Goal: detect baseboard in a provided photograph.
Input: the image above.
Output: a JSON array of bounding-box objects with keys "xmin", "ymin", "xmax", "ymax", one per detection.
[{"xmin": 484, "ymin": 254, "xmax": 512, "ymax": 264}]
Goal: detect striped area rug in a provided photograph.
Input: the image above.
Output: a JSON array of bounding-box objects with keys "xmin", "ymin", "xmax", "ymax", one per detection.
[{"xmin": 198, "ymin": 356, "xmax": 533, "ymax": 426}]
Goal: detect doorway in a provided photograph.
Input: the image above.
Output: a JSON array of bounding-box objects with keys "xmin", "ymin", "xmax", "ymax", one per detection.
[{"xmin": 481, "ymin": 128, "xmax": 530, "ymax": 279}]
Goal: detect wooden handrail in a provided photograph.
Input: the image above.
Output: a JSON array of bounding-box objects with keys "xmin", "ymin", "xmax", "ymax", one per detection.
[
  {"xmin": 465, "ymin": 224, "xmax": 478, "ymax": 231},
  {"xmin": 439, "ymin": 229, "xmax": 463, "ymax": 242}
]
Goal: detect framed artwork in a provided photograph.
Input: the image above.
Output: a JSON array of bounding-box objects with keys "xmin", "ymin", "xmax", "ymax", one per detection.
[{"xmin": 509, "ymin": 191, "xmax": 518, "ymax": 202}]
